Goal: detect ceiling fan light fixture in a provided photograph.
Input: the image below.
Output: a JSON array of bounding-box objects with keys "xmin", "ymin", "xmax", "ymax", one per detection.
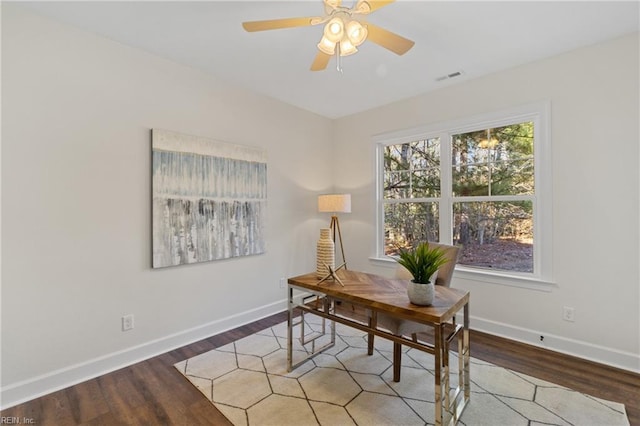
[
  {"xmin": 346, "ymin": 20, "xmax": 367, "ymax": 46},
  {"xmin": 324, "ymin": 17, "xmax": 344, "ymax": 42},
  {"xmin": 355, "ymin": 0, "xmax": 372, "ymax": 14},
  {"xmin": 317, "ymin": 36, "xmax": 336, "ymax": 55},
  {"xmin": 242, "ymin": 0, "xmax": 415, "ymax": 72},
  {"xmin": 338, "ymin": 39, "xmax": 358, "ymax": 56},
  {"xmin": 478, "ymin": 137, "xmax": 499, "ymax": 149}
]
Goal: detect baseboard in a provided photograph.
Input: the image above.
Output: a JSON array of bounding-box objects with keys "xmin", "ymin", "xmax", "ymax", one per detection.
[
  {"xmin": 466, "ymin": 314, "xmax": 640, "ymax": 373},
  {"xmin": 4, "ymin": 304, "xmax": 637, "ymax": 410},
  {"xmin": 0, "ymin": 299, "xmax": 288, "ymax": 410}
]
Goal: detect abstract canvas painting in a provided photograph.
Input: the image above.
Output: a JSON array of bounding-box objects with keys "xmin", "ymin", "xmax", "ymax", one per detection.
[{"xmin": 152, "ymin": 129, "xmax": 267, "ymax": 268}]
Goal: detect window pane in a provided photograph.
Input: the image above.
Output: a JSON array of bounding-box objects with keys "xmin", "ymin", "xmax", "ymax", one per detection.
[
  {"xmin": 491, "ymin": 158, "xmax": 534, "ymax": 195},
  {"xmin": 452, "ymin": 163, "xmax": 490, "ymax": 196},
  {"xmin": 384, "ymin": 170, "xmax": 410, "ymax": 199},
  {"xmin": 384, "ymin": 138, "xmax": 440, "ymax": 199},
  {"xmin": 452, "ymin": 122, "xmax": 534, "ymax": 197},
  {"xmin": 384, "ymin": 202, "xmax": 439, "ymax": 256},
  {"xmin": 453, "ymin": 201, "xmax": 533, "ymax": 273}
]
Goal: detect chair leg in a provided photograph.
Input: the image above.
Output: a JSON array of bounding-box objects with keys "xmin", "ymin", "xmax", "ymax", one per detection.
[
  {"xmin": 367, "ymin": 316, "xmax": 375, "ymax": 355},
  {"xmin": 393, "ymin": 342, "xmax": 402, "ymax": 382}
]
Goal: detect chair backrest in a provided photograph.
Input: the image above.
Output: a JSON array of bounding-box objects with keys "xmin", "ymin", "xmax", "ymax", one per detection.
[{"xmin": 394, "ymin": 242, "xmax": 460, "ymax": 287}]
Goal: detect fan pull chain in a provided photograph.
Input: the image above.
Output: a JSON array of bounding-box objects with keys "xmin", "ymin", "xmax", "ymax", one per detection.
[{"xmin": 336, "ymin": 42, "xmax": 343, "ymax": 74}]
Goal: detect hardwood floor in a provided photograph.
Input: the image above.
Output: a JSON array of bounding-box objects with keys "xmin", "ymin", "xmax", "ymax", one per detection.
[{"xmin": 2, "ymin": 311, "xmax": 638, "ymax": 425}]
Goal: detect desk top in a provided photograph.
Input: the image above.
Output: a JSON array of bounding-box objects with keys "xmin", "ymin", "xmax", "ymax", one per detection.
[{"xmin": 288, "ymin": 270, "xmax": 469, "ymax": 325}]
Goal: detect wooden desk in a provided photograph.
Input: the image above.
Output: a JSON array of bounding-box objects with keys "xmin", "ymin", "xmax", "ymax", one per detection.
[{"xmin": 287, "ymin": 270, "xmax": 470, "ymax": 426}]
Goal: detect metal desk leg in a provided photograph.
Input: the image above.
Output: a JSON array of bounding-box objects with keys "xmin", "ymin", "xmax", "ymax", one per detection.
[
  {"xmin": 443, "ymin": 323, "xmax": 450, "ymax": 412},
  {"xmin": 434, "ymin": 323, "xmax": 443, "ymax": 426},
  {"xmin": 287, "ymin": 285, "xmax": 294, "ymax": 372},
  {"xmin": 447, "ymin": 301, "xmax": 471, "ymax": 424},
  {"xmin": 287, "ymin": 288, "xmax": 336, "ymax": 372},
  {"xmin": 463, "ymin": 302, "xmax": 470, "ymax": 401}
]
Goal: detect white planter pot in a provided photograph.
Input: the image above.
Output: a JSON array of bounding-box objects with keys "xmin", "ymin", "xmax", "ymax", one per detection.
[{"xmin": 407, "ymin": 281, "xmax": 435, "ymax": 306}]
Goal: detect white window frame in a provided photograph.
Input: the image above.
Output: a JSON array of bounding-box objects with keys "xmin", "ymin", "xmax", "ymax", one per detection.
[{"xmin": 372, "ymin": 101, "xmax": 554, "ymax": 291}]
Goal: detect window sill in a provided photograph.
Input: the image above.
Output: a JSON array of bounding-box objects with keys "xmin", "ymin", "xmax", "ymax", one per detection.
[{"xmin": 368, "ymin": 257, "xmax": 556, "ymax": 292}]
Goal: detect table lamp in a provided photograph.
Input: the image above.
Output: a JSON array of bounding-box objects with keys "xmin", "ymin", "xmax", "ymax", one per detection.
[{"xmin": 318, "ymin": 193, "xmax": 351, "ymax": 268}]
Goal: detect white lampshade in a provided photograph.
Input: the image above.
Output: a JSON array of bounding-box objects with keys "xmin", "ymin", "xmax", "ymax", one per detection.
[
  {"xmin": 324, "ymin": 17, "xmax": 344, "ymax": 43},
  {"xmin": 317, "ymin": 36, "xmax": 336, "ymax": 55},
  {"xmin": 318, "ymin": 194, "xmax": 352, "ymax": 213},
  {"xmin": 346, "ymin": 20, "xmax": 367, "ymax": 46},
  {"xmin": 338, "ymin": 39, "xmax": 358, "ymax": 56}
]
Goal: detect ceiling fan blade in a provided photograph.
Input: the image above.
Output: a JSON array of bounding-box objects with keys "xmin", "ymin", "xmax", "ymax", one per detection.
[
  {"xmin": 365, "ymin": 0, "xmax": 395, "ymax": 13},
  {"xmin": 311, "ymin": 51, "xmax": 332, "ymax": 71},
  {"xmin": 242, "ymin": 17, "xmax": 318, "ymax": 32},
  {"xmin": 365, "ymin": 23, "xmax": 415, "ymax": 55}
]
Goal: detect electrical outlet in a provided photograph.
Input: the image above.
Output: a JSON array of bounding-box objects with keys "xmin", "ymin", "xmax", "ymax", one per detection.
[
  {"xmin": 562, "ymin": 306, "xmax": 575, "ymax": 322},
  {"xmin": 122, "ymin": 314, "xmax": 134, "ymax": 331},
  {"xmin": 538, "ymin": 335, "xmax": 547, "ymax": 347},
  {"xmin": 279, "ymin": 277, "xmax": 286, "ymax": 289}
]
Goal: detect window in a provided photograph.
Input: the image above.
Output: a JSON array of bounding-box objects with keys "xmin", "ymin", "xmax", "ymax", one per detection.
[{"xmin": 375, "ymin": 103, "xmax": 552, "ymax": 285}]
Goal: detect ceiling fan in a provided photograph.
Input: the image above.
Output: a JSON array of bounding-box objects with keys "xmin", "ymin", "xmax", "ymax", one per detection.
[{"xmin": 242, "ymin": 0, "xmax": 415, "ymax": 71}]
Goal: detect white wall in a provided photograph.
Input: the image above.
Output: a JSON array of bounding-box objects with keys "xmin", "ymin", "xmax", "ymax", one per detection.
[
  {"xmin": 2, "ymin": 4, "xmax": 639, "ymax": 410},
  {"xmin": 333, "ymin": 33, "xmax": 640, "ymax": 372},
  {"xmin": 1, "ymin": 5, "xmax": 333, "ymax": 407}
]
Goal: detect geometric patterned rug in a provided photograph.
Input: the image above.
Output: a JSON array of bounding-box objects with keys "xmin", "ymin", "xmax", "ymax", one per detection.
[{"xmin": 175, "ymin": 314, "xmax": 629, "ymax": 426}]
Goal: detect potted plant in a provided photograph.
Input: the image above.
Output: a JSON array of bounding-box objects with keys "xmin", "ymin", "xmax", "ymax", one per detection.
[{"xmin": 395, "ymin": 242, "xmax": 448, "ymax": 306}]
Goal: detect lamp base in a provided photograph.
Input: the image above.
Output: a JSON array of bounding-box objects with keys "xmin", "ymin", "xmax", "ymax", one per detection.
[
  {"xmin": 318, "ymin": 262, "xmax": 346, "ymax": 286},
  {"xmin": 329, "ymin": 215, "xmax": 347, "ymax": 269}
]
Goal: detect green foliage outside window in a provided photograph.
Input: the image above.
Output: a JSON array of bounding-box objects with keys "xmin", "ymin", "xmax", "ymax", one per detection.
[{"xmin": 383, "ymin": 122, "xmax": 535, "ymax": 273}]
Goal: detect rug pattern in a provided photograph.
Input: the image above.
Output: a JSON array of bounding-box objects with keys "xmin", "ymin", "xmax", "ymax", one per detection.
[{"xmin": 175, "ymin": 315, "xmax": 628, "ymax": 426}]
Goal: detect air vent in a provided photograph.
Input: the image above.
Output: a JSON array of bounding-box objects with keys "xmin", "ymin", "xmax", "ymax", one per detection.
[{"xmin": 435, "ymin": 71, "xmax": 464, "ymax": 82}]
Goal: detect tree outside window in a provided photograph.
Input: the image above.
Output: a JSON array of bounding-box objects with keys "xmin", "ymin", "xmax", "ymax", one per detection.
[{"xmin": 381, "ymin": 121, "xmax": 536, "ymax": 274}]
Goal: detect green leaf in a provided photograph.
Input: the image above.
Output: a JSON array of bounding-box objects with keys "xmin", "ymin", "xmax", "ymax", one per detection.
[{"xmin": 395, "ymin": 242, "xmax": 448, "ymax": 284}]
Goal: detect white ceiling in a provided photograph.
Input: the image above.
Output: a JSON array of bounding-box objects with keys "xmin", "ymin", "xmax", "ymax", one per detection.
[{"xmin": 19, "ymin": 1, "xmax": 640, "ymax": 119}]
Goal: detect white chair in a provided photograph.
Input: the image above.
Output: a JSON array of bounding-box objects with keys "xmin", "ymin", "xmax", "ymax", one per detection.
[{"xmin": 368, "ymin": 243, "xmax": 461, "ymax": 382}]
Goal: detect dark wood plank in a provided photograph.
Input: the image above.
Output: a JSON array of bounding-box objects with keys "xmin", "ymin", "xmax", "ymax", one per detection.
[
  {"xmin": 186, "ymin": 398, "xmax": 233, "ymax": 426},
  {"xmin": 1, "ymin": 310, "xmax": 637, "ymax": 425},
  {"xmin": 65, "ymin": 379, "xmax": 110, "ymax": 424},
  {"xmin": 39, "ymin": 390, "xmax": 76, "ymax": 426}
]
